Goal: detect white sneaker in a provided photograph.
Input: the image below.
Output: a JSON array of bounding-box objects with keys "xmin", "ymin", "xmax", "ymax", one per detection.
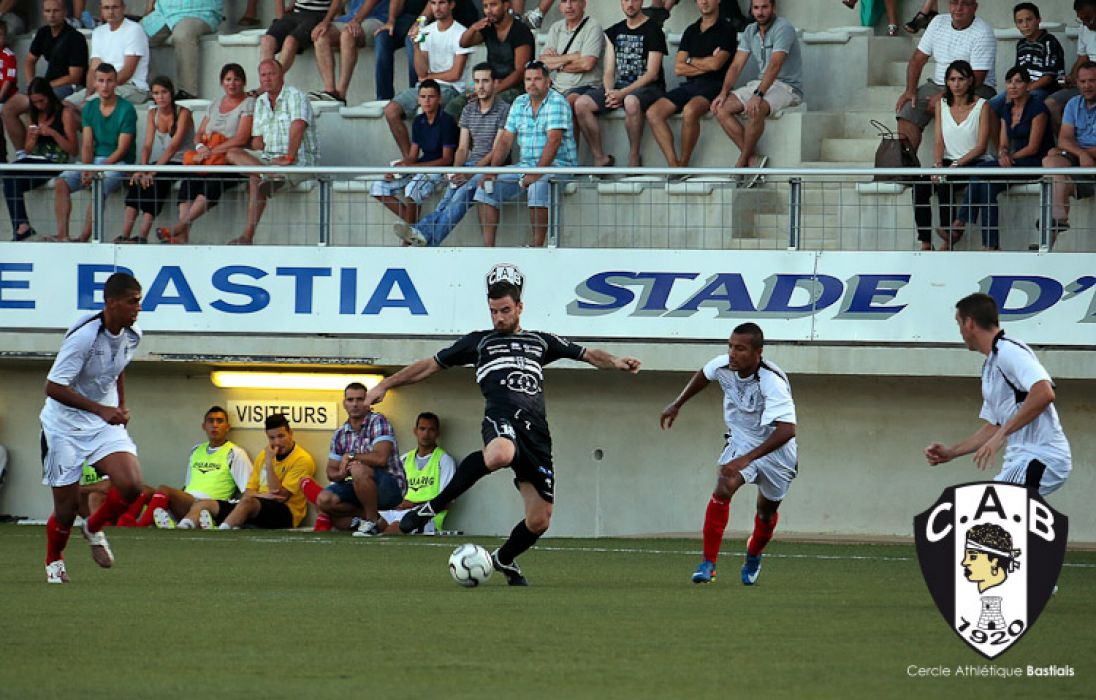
[
  {"xmin": 198, "ymin": 510, "xmax": 215, "ymax": 530},
  {"xmin": 81, "ymin": 522, "xmax": 114, "ymax": 568},
  {"xmin": 352, "ymin": 519, "xmax": 382, "ymax": 537},
  {"xmin": 177, "ymin": 518, "xmax": 196, "ymax": 529},
  {"xmin": 152, "ymin": 507, "xmax": 176, "ymax": 529},
  {"xmin": 46, "ymin": 559, "xmax": 70, "ymax": 584}
]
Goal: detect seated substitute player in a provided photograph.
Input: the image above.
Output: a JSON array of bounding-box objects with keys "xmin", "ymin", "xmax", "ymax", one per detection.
[
  {"xmin": 135, "ymin": 405, "xmax": 253, "ymax": 528},
  {"xmin": 379, "ymin": 411, "xmax": 456, "ymax": 534},
  {"xmin": 924, "ymin": 293, "xmax": 1072, "ymax": 495},
  {"xmin": 40, "ymin": 272, "xmax": 146, "ymax": 584},
  {"xmin": 185, "ymin": 413, "xmax": 316, "ymax": 530},
  {"xmin": 365, "ymin": 264, "xmax": 641, "ymax": 585},
  {"xmin": 299, "ymin": 381, "xmax": 406, "ymax": 535},
  {"xmin": 660, "ymin": 322, "xmax": 798, "ymax": 586}
]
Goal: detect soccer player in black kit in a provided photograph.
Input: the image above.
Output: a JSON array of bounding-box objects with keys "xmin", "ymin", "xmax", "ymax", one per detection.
[{"xmin": 364, "ymin": 264, "xmax": 641, "ymax": 585}]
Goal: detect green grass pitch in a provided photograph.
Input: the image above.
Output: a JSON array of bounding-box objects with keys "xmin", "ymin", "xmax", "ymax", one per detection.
[{"xmin": 1, "ymin": 526, "xmax": 1093, "ymax": 699}]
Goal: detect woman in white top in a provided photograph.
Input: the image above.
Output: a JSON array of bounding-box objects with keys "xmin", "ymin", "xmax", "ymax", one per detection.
[{"xmin": 912, "ymin": 60, "xmax": 993, "ymax": 250}]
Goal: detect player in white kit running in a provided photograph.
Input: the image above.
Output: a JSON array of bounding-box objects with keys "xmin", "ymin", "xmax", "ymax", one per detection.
[
  {"xmin": 661, "ymin": 323, "xmax": 798, "ymax": 586},
  {"xmin": 40, "ymin": 272, "xmax": 147, "ymax": 583},
  {"xmin": 925, "ymin": 293, "xmax": 1072, "ymax": 495}
]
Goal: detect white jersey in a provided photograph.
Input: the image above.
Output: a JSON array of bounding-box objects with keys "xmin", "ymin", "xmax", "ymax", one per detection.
[
  {"xmin": 703, "ymin": 354, "xmax": 797, "ymax": 467},
  {"xmin": 40, "ymin": 313, "xmax": 142, "ymax": 434},
  {"xmin": 979, "ymin": 332, "xmax": 1071, "ymax": 477}
]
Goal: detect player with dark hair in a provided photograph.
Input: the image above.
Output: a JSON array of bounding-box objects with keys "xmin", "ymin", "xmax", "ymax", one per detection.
[
  {"xmin": 365, "ymin": 264, "xmax": 641, "ymax": 585},
  {"xmin": 661, "ymin": 322, "xmax": 798, "ymax": 585},
  {"xmin": 40, "ymin": 271, "xmax": 145, "ymax": 583},
  {"xmin": 924, "ymin": 292, "xmax": 1072, "ymax": 494}
]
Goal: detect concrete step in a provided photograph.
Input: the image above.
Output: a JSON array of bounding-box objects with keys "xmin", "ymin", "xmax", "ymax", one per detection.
[
  {"xmin": 857, "ymin": 85, "xmax": 904, "ymax": 111},
  {"xmin": 842, "ymin": 111, "xmax": 900, "ymax": 139},
  {"xmin": 885, "ymin": 60, "xmax": 908, "ymax": 87},
  {"xmin": 820, "ymin": 137, "xmax": 879, "ymax": 163}
]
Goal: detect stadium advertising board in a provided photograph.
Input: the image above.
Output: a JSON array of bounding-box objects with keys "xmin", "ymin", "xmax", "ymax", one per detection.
[{"xmin": 1, "ymin": 246, "xmax": 1093, "ymax": 345}]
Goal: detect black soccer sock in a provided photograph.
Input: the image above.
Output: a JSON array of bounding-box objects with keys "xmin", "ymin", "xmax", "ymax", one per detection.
[
  {"xmin": 429, "ymin": 451, "xmax": 489, "ymax": 511},
  {"xmin": 497, "ymin": 520, "xmax": 542, "ymax": 565}
]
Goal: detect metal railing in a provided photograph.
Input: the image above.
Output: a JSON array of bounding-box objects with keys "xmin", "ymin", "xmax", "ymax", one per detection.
[{"xmin": 1, "ymin": 163, "xmax": 1093, "ymax": 252}]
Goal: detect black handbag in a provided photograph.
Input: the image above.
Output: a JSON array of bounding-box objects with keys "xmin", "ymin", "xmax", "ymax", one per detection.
[{"xmin": 872, "ymin": 119, "xmax": 920, "ymax": 182}]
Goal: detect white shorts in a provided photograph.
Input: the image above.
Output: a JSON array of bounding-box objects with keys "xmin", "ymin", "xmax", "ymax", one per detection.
[
  {"xmin": 718, "ymin": 443, "xmax": 796, "ymax": 502},
  {"xmin": 371, "ymin": 173, "xmax": 444, "ymax": 204},
  {"xmin": 996, "ymin": 456, "xmax": 1070, "ymax": 496},
  {"xmin": 380, "ymin": 507, "xmax": 439, "ymax": 534},
  {"xmin": 731, "ymin": 79, "xmax": 803, "ymax": 118},
  {"xmin": 41, "ymin": 425, "xmax": 137, "ymax": 487}
]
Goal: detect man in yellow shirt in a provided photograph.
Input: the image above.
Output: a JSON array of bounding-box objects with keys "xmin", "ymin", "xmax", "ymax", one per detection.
[{"xmin": 185, "ymin": 414, "xmax": 315, "ymax": 529}]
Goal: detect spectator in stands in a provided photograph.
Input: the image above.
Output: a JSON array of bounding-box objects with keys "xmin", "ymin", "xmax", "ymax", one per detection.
[
  {"xmin": 512, "ymin": 0, "xmax": 554, "ymax": 29},
  {"xmin": 1041, "ymin": 61, "xmax": 1096, "ymax": 244},
  {"xmin": 394, "ymin": 62, "xmax": 509, "ymax": 246},
  {"xmin": 380, "ymin": 412, "xmax": 456, "ymax": 534},
  {"xmin": 2, "ymin": 0, "xmax": 87, "ymax": 161},
  {"xmin": 225, "ymin": 58, "xmax": 319, "ymax": 245},
  {"xmin": 380, "ymin": 0, "xmax": 472, "ymax": 157},
  {"xmin": 446, "ymin": 0, "xmax": 535, "ymax": 118},
  {"xmin": 711, "ymin": 0, "xmax": 803, "ymax": 186},
  {"xmin": 840, "ymin": 0, "xmax": 900, "ymax": 37},
  {"xmin": 372, "ymin": 79, "xmax": 458, "ymax": 224},
  {"xmin": 260, "ymin": 0, "xmax": 337, "ymax": 75},
  {"xmin": 1046, "ymin": 0, "xmax": 1096, "ymax": 131},
  {"xmin": 952, "ymin": 67, "xmax": 1051, "ymax": 250},
  {"xmin": 0, "ymin": 0, "xmax": 24, "ymax": 35},
  {"xmin": 186, "ymin": 413, "xmax": 316, "ymax": 530},
  {"xmin": 2, "ymin": 78, "xmax": 79, "ymax": 241},
  {"xmin": 646, "ymin": 0, "xmax": 734, "ymax": 169},
  {"xmin": 644, "ymin": 0, "xmax": 751, "ymax": 30},
  {"xmin": 0, "ymin": 20, "xmax": 16, "ymax": 160},
  {"xmin": 50, "ymin": 63, "xmax": 138, "ymax": 242},
  {"xmin": 68, "ymin": 0, "xmax": 150, "ymax": 107},
  {"xmin": 539, "ymin": 0, "xmax": 603, "ymax": 136},
  {"xmin": 474, "ymin": 60, "xmax": 577, "ymax": 247},
  {"xmin": 903, "ymin": 0, "xmax": 939, "ymax": 33},
  {"xmin": 987, "ymin": 3, "xmax": 1062, "ymax": 115},
  {"xmin": 573, "ymin": 0, "xmax": 666, "ymax": 169},
  {"xmin": 911, "ymin": 60, "xmax": 992, "ymax": 251},
  {"xmin": 115, "ymin": 76, "xmax": 194, "ymax": 244},
  {"xmin": 155, "ymin": 63, "xmax": 255, "ymax": 244},
  {"xmin": 135, "ymin": 406, "xmax": 253, "ymax": 528},
  {"xmin": 141, "ymin": 0, "xmax": 223, "ymax": 100},
  {"xmin": 312, "ymin": 0, "xmax": 390, "ymax": 105},
  {"xmin": 895, "ymin": 0, "xmax": 996, "ymax": 152},
  {"xmin": 300, "ymin": 382, "xmax": 406, "ymax": 536}
]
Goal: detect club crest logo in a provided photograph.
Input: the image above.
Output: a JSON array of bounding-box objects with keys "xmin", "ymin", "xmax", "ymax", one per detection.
[{"xmin": 914, "ymin": 482, "xmax": 1068, "ymax": 659}]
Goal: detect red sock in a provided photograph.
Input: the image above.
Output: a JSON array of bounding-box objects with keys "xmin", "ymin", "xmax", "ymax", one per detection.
[
  {"xmin": 120, "ymin": 492, "xmax": 149, "ymax": 523},
  {"xmin": 313, "ymin": 513, "xmax": 332, "ymax": 532},
  {"xmin": 702, "ymin": 495, "xmax": 731, "ymax": 563},
  {"xmin": 46, "ymin": 514, "xmax": 72, "ymax": 564},
  {"xmin": 300, "ymin": 477, "xmax": 322, "ymax": 504},
  {"xmin": 87, "ymin": 488, "xmax": 133, "ymax": 533},
  {"xmin": 747, "ymin": 512, "xmax": 779, "ymax": 557},
  {"xmin": 136, "ymin": 492, "xmax": 169, "ymax": 527}
]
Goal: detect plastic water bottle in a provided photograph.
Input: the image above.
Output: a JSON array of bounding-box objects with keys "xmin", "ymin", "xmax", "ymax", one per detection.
[{"xmin": 414, "ymin": 16, "xmax": 428, "ymax": 43}]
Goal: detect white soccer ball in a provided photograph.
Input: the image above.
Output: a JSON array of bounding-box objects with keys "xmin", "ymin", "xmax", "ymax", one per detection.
[{"xmin": 448, "ymin": 544, "xmax": 494, "ymax": 587}]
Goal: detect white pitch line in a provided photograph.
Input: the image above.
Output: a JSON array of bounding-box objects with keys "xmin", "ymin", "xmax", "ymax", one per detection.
[{"xmin": 91, "ymin": 532, "xmax": 1096, "ymax": 568}]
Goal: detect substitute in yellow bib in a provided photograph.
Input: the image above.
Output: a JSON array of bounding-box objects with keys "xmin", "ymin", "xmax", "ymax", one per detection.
[{"xmin": 381, "ymin": 412, "xmax": 456, "ymax": 534}]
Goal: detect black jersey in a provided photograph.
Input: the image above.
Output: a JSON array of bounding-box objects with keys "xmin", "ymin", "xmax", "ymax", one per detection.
[{"xmin": 434, "ymin": 329, "xmax": 586, "ymax": 423}]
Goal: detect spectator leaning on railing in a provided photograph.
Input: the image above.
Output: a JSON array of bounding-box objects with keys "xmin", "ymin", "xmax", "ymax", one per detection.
[{"xmin": 225, "ymin": 58, "xmax": 319, "ymax": 245}]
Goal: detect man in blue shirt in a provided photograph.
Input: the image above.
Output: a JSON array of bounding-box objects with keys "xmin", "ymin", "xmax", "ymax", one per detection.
[
  {"xmin": 473, "ymin": 60, "xmax": 576, "ymax": 247},
  {"xmin": 1041, "ymin": 60, "xmax": 1096, "ymax": 243},
  {"xmin": 371, "ymin": 79, "xmax": 458, "ymax": 225}
]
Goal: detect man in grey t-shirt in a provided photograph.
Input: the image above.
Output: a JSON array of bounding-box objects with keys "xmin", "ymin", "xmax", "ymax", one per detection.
[
  {"xmin": 394, "ymin": 62, "xmax": 510, "ymax": 247},
  {"xmin": 710, "ymin": 0, "xmax": 802, "ymax": 185}
]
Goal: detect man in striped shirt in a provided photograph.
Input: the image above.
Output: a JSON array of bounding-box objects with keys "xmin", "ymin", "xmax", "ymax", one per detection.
[{"xmin": 261, "ymin": 0, "xmax": 337, "ymax": 74}]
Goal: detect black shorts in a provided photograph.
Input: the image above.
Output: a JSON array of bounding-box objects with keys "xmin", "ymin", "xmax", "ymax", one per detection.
[
  {"xmin": 124, "ymin": 177, "xmax": 175, "ymax": 217},
  {"xmin": 178, "ymin": 175, "xmax": 244, "ymax": 206},
  {"xmin": 663, "ymin": 79, "xmax": 722, "ymax": 110},
  {"xmin": 481, "ymin": 408, "xmax": 555, "ymax": 503},
  {"xmin": 265, "ymin": 10, "xmax": 326, "ymax": 52},
  {"xmin": 216, "ymin": 498, "xmax": 293, "ymax": 529},
  {"xmin": 585, "ymin": 84, "xmax": 665, "ymax": 113}
]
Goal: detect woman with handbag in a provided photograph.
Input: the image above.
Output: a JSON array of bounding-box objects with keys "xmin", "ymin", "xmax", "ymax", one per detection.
[
  {"xmin": 155, "ymin": 63, "xmax": 256, "ymax": 244},
  {"xmin": 911, "ymin": 60, "xmax": 993, "ymax": 250},
  {"xmin": 1, "ymin": 78, "xmax": 79, "ymax": 241},
  {"xmin": 115, "ymin": 76, "xmax": 194, "ymax": 243},
  {"xmin": 951, "ymin": 67, "xmax": 1052, "ymax": 250}
]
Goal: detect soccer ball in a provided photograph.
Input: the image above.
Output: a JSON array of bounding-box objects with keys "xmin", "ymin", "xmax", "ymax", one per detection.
[{"xmin": 448, "ymin": 544, "xmax": 494, "ymax": 587}]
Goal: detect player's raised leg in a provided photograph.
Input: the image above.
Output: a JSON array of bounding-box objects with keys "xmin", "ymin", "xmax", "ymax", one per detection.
[{"xmin": 83, "ymin": 451, "xmax": 145, "ymax": 567}]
